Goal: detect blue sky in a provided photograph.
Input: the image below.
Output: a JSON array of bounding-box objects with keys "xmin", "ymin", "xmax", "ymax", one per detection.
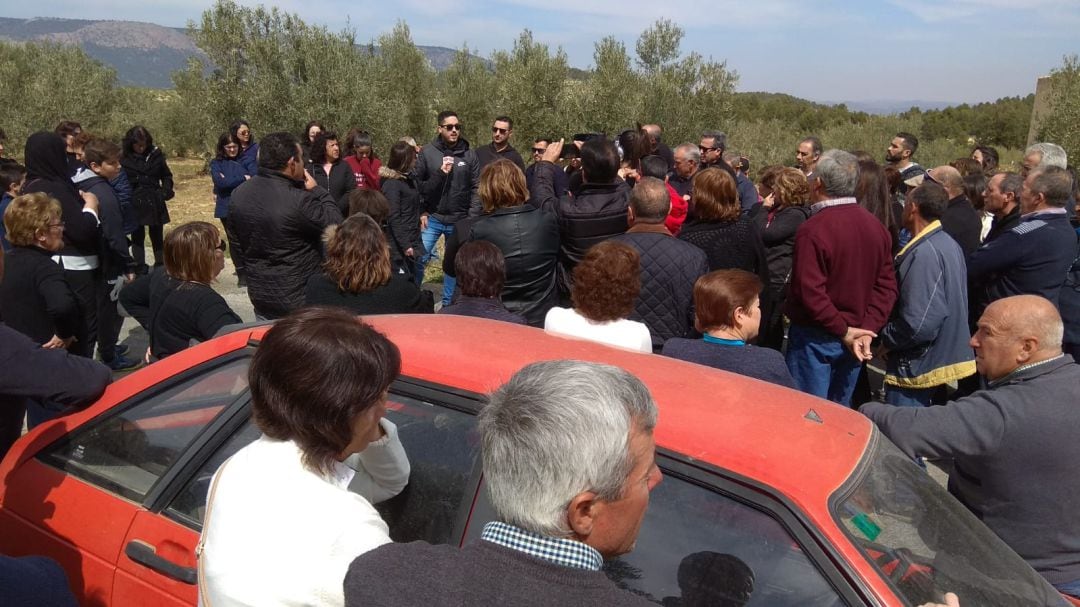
[{"xmin": 7, "ymin": 0, "xmax": 1080, "ymax": 103}]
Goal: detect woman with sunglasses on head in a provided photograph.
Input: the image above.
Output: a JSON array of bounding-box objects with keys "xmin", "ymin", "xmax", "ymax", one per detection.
[
  {"xmin": 230, "ymin": 120, "xmax": 259, "ymax": 176},
  {"xmin": 120, "ymin": 221, "xmax": 241, "ymax": 360}
]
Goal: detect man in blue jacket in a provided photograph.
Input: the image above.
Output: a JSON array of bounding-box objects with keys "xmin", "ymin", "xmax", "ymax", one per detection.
[
  {"xmin": 876, "ymin": 182, "xmax": 975, "ymax": 407},
  {"xmin": 967, "ymin": 166, "xmax": 1078, "ymax": 309}
]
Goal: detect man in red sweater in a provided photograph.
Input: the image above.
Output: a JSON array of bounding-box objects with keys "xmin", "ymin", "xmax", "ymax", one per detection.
[{"xmin": 784, "ymin": 149, "xmax": 897, "ymax": 406}]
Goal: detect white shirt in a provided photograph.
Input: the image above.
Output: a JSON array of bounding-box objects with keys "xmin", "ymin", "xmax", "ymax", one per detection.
[
  {"xmin": 544, "ymin": 307, "xmax": 652, "ymax": 353},
  {"xmin": 200, "ymin": 419, "xmax": 409, "ymax": 607}
]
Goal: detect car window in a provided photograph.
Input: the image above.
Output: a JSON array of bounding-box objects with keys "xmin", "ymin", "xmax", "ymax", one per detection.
[
  {"xmin": 605, "ymin": 472, "xmax": 845, "ymax": 607},
  {"xmin": 165, "ymin": 389, "xmax": 481, "ymax": 546},
  {"xmin": 835, "ymin": 436, "xmax": 1065, "ymax": 607},
  {"xmin": 40, "ymin": 358, "xmax": 250, "ymax": 502}
]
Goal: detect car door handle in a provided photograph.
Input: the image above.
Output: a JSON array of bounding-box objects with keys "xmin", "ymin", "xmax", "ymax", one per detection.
[{"xmin": 125, "ymin": 540, "xmax": 198, "ymax": 585}]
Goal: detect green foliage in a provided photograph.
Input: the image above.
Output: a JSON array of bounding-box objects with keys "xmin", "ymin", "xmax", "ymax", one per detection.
[
  {"xmin": 912, "ymin": 95, "xmax": 1033, "ymax": 149},
  {"xmin": 0, "ymin": 3, "xmax": 1039, "ymax": 176},
  {"xmin": 1038, "ymin": 54, "xmax": 1080, "ymax": 165},
  {"xmin": 0, "ymin": 40, "xmax": 118, "ymax": 150}
]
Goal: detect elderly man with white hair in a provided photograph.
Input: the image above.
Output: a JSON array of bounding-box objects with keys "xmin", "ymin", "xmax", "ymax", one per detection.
[
  {"xmin": 343, "ymin": 360, "xmax": 662, "ymax": 606},
  {"xmin": 862, "ymin": 295, "xmax": 1080, "ymax": 599},
  {"xmin": 1021, "ymin": 142, "xmax": 1068, "ymax": 177}
]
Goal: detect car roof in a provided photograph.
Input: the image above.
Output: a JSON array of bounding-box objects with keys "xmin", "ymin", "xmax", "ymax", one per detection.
[{"xmin": 243, "ymin": 314, "xmax": 871, "ymax": 511}]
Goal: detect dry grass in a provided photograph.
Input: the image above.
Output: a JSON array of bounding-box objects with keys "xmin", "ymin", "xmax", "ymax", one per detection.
[{"xmin": 167, "ymin": 157, "xmax": 216, "ymax": 226}]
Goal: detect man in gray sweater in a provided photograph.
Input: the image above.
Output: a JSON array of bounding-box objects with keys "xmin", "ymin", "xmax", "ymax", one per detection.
[
  {"xmin": 344, "ymin": 360, "xmax": 661, "ymax": 606},
  {"xmin": 862, "ymin": 295, "xmax": 1080, "ymax": 598}
]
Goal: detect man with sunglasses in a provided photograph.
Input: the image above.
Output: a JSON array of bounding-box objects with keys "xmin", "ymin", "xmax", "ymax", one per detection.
[
  {"xmin": 524, "ymin": 139, "xmax": 569, "ymax": 199},
  {"xmin": 414, "ymin": 110, "xmax": 481, "ymax": 306},
  {"xmin": 476, "ymin": 116, "xmax": 525, "ymax": 174}
]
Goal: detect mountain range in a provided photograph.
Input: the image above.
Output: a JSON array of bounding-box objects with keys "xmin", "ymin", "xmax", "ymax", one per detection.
[{"xmin": 0, "ymin": 16, "xmax": 957, "ymax": 113}]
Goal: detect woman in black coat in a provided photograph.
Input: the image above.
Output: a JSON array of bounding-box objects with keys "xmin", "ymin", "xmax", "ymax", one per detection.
[
  {"xmin": 678, "ymin": 168, "xmax": 767, "ymax": 277},
  {"xmin": 121, "ymin": 126, "xmax": 174, "ymax": 272},
  {"xmin": 379, "ymin": 141, "xmax": 424, "ymax": 281},
  {"xmin": 307, "ymin": 130, "xmax": 355, "ymax": 214},
  {"xmin": 444, "ymin": 159, "xmax": 559, "ymax": 326},
  {"xmin": 751, "ymin": 167, "xmax": 812, "ymax": 351},
  {"xmin": 304, "ymin": 214, "xmax": 433, "ymax": 315}
]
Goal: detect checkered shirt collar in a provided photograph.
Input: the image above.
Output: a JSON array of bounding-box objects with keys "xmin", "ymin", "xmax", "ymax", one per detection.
[{"xmin": 480, "ymin": 521, "xmax": 604, "ymax": 571}]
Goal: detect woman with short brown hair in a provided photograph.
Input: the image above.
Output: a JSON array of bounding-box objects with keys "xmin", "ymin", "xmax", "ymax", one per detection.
[
  {"xmin": 199, "ymin": 306, "xmax": 410, "ymax": 607},
  {"xmin": 444, "ymin": 159, "xmax": 559, "ymax": 326},
  {"xmin": 663, "ymin": 270, "xmax": 795, "ymax": 388},
  {"xmin": 304, "ymin": 213, "xmax": 433, "ymax": 315},
  {"xmin": 753, "ymin": 167, "xmax": 812, "ymax": 350},
  {"xmin": 120, "ymin": 221, "xmax": 241, "ymax": 360},
  {"xmin": 544, "ymin": 240, "xmax": 651, "ymax": 352},
  {"xmin": 678, "ymin": 168, "xmax": 767, "ymax": 276}
]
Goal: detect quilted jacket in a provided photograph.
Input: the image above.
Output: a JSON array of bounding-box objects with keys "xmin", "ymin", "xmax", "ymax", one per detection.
[
  {"xmin": 227, "ymin": 169, "xmax": 343, "ymax": 319},
  {"xmin": 615, "ymin": 226, "xmax": 709, "ymax": 350},
  {"xmin": 528, "ymin": 161, "xmax": 631, "ymax": 297}
]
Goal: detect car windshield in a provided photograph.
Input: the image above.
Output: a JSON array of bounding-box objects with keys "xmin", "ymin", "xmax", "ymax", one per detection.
[{"xmin": 834, "ymin": 434, "xmax": 1065, "ymax": 607}]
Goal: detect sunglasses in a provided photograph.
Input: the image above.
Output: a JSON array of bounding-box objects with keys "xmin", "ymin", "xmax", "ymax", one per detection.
[
  {"xmin": 216, "ymin": 241, "xmax": 227, "ymax": 252},
  {"xmin": 492, "ymin": 126, "xmax": 508, "ymax": 134},
  {"xmin": 441, "ymin": 123, "xmax": 462, "ymax": 132},
  {"xmin": 532, "ymin": 148, "xmax": 546, "ymax": 154},
  {"xmin": 699, "ymin": 146, "xmax": 716, "ymax": 153}
]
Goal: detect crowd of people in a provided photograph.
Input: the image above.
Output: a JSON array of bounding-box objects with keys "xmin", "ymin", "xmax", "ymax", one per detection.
[{"xmin": 1, "ymin": 111, "xmax": 1079, "ymax": 606}]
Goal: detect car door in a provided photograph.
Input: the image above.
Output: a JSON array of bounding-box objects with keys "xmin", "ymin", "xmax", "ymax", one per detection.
[
  {"xmin": 6, "ymin": 353, "xmax": 252, "ymax": 607},
  {"xmin": 145, "ymin": 377, "xmax": 484, "ymax": 605}
]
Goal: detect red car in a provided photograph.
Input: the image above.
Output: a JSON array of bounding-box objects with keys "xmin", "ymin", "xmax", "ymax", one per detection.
[{"xmin": 0, "ymin": 316, "xmax": 1071, "ymax": 606}]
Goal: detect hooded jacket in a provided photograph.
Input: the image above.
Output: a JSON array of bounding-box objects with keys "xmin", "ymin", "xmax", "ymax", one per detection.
[
  {"xmin": 21, "ymin": 132, "xmax": 99, "ymax": 262},
  {"xmin": 414, "ymin": 136, "xmax": 480, "ymax": 224},
  {"xmin": 72, "ymin": 168, "xmax": 137, "ymax": 279}
]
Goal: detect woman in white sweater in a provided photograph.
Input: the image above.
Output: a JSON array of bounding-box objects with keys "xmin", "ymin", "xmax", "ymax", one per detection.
[
  {"xmin": 544, "ymin": 239, "xmax": 652, "ymax": 352},
  {"xmin": 198, "ymin": 307, "xmax": 410, "ymax": 607}
]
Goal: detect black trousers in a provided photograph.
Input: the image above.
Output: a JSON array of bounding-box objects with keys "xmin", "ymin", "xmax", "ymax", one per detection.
[
  {"xmin": 130, "ymin": 225, "xmax": 164, "ymax": 269},
  {"xmin": 62, "ymin": 267, "xmax": 97, "ymax": 358},
  {"xmin": 96, "ymin": 275, "xmax": 124, "ymax": 363},
  {"xmin": 220, "ymin": 217, "xmax": 244, "ymax": 276}
]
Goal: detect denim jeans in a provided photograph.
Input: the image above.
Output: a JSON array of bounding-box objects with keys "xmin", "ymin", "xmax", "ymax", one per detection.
[
  {"xmin": 785, "ymin": 324, "xmax": 862, "ymax": 406},
  {"xmin": 417, "ymin": 215, "xmax": 456, "ymax": 306},
  {"xmin": 885, "ymin": 386, "xmax": 935, "ymax": 407}
]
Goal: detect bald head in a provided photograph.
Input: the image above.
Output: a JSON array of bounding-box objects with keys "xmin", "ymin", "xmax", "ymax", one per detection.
[
  {"xmin": 973, "ymin": 295, "xmax": 1063, "ymax": 381},
  {"xmin": 642, "ymin": 124, "xmax": 661, "ymax": 137},
  {"xmin": 987, "ymin": 295, "xmax": 1063, "ymax": 350},
  {"xmin": 929, "ymin": 165, "xmax": 964, "ymax": 198},
  {"xmin": 629, "ymin": 177, "xmax": 671, "ymax": 224}
]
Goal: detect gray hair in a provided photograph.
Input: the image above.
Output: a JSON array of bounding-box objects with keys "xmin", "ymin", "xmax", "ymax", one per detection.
[
  {"xmin": 701, "ymin": 130, "xmax": 727, "ymax": 151},
  {"xmin": 998, "ymin": 172, "xmax": 1023, "ymax": 199},
  {"xmin": 1028, "ymin": 166, "xmax": 1074, "ymax": 208},
  {"xmin": 815, "ymin": 149, "xmax": 860, "ymax": 197},
  {"xmin": 675, "ymin": 143, "xmax": 700, "ymax": 164},
  {"xmin": 1025, "ymin": 142, "xmax": 1068, "ymax": 169},
  {"xmin": 479, "ymin": 360, "xmax": 658, "ymax": 537}
]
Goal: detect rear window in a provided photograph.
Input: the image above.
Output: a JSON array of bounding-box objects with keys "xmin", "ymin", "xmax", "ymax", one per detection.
[{"xmin": 833, "ymin": 435, "xmax": 1064, "ymax": 606}]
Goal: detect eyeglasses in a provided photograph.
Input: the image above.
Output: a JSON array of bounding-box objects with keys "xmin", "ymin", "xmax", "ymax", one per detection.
[
  {"xmin": 441, "ymin": 123, "xmax": 461, "ymax": 131},
  {"xmin": 492, "ymin": 126, "xmax": 508, "ymax": 134},
  {"xmin": 699, "ymin": 146, "xmax": 716, "ymax": 153},
  {"xmin": 532, "ymin": 148, "xmax": 546, "ymax": 154},
  {"xmin": 47, "ymin": 222, "xmax": 65, "ymax": 230},
  {"xmin": 216, "ymin": 241, "xmax": 227, "ymax": 252}
]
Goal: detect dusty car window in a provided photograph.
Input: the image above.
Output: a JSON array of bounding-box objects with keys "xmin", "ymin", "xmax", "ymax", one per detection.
[
  {"xmin": 606, "ymin": 472, "xmax": 845, "ymax": 606},
  {"xmin": 835, "ymin": 436, "xmax": 1064, "ymax": 606},
  {"xmin": 41, "ymin": 358, "xmax": 250, "ymax": 502},
  {"xmin": 166, "ymin": 390, "xmax": 480, "ymax": 546}
]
